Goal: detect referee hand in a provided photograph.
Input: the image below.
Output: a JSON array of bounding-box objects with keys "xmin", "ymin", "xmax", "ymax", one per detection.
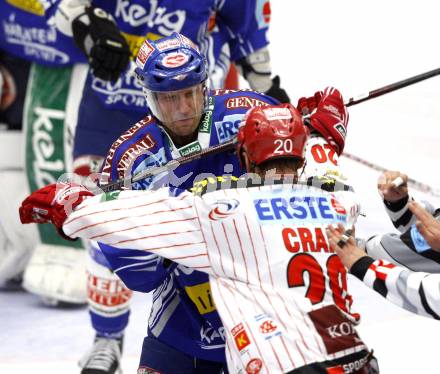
[{"xmin": 327, "ymin": 224, "xmax": 366, "ymax": 270}]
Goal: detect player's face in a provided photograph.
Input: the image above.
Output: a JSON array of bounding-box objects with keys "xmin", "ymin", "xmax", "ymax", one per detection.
[{"xmin": 156, "ymin": 84, "xmax": 205, "ymax": 140}]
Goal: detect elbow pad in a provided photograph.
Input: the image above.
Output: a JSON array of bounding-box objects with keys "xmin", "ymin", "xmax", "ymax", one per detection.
[
  {"xmin": 236, "ymin": 46, "xmax": 272, "ymax": 92},
  {"xmin": 54, "ymin": 0, "xmax": 91, "ymax": 36}
]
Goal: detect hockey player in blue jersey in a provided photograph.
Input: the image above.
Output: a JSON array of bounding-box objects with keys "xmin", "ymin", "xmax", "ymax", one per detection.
[
  {"xmin": 43, "ymin": 0, "xmax": 290, "ymax": 175},
  {"xmin": 87, "ymin": 33, "xmax": 282, "ymax": 373}
]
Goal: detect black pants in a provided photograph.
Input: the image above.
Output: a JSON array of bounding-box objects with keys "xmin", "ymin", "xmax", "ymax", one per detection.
[{"xmin": 287, "ymin": 350, "xmax": 379, "ymax": 374}]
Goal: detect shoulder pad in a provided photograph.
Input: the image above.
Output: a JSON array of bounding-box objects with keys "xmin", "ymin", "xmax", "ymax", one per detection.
[
  {"xmin": 191, "ymin": 175, "xmax": 241, "ymax": 196},
  {"xmin": 305, "ymin": 176, "xmax": 354, "ymax": 192}
]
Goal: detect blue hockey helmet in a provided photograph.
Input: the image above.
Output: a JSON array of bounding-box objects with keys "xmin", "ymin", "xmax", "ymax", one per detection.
[
  {"xmin": 135, "ymin": 33, "xmax": 208, "ymax": 92},
  {"xmin": 135, "ymin": 33, "xmax": 208, "ymax": 125}
]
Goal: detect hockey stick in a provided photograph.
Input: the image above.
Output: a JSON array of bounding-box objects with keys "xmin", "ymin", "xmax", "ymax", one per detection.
[
  {"xmin": 344, "ymin": 66, "xmax": 440, "ymax": 107},
  {"xmin": 99, "ymin": 66, "xmax": 440, "ymax": 193},
  {"xmin": 98, "ymin": 139, "xmax": 236, "ymax": 193},
  {"xmin": 342, "ymin": 152, "xmax": 440, "ymax": 198}
]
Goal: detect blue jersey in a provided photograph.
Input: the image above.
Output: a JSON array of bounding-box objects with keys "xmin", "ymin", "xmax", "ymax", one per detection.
[
  {"xmin": 98, "ymin": 89, "xmax": 279, "ymax": 361},
  {"xmin": 0, "ymin": 1, "xmax": 84, "ymax": 65},
  {"xmin": 43, "ymin": 0, "xmax": 270, "ymax": 112}
]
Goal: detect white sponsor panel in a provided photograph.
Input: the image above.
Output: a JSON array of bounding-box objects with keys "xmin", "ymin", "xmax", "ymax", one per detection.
[
  {"xmin": 136, "ymin": 40, "xmax": 154, "ymax": 68},
  {"xmin": 162, "ymin": 52, "xmax": 189, "ymax": 68},
  {"xmin": 263, "ymin": 107, "xmax": 292, "ymax": 120},
  {"xmin": 214, "ymin": 114, "xmax": 244, "ymax": 143}
]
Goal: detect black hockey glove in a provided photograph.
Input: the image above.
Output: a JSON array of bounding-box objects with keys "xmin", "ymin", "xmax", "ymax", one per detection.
[
  {"xmin": 72, "ymin": 7, "xmax": 130, "ymax": 82},
  {"xmin": 265, "ymin": 76, "xmax": 291, "ymax": 103}
]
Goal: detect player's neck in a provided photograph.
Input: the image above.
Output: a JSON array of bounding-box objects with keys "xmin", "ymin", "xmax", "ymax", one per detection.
[
  {"xmin": 170, "ymin": 131, "xmax": 198, "ymax": 148},
  {"xmin": 255, "ymin": 166, "xmax": 298, "ymax": 176}
]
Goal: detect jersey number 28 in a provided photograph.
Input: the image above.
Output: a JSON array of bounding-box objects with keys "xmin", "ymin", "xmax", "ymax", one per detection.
[{"xmin": 286, "ymin": 253, "xmax": 352, "ymax": 313}]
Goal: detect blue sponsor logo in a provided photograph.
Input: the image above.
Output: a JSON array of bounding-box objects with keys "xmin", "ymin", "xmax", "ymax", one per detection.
[
  {"xmin": 253, "ymin": 191, "xmax": 346, "ymax": 224},
  {"xmin": 209, "ymin": 199, "xmax": 240, "ymax": 221},
  {"xmin": 410, "ymin": 224, "xmax": 430, "ymax": 252},
  {"xmin": 214, "ymin": 114, "xmax": 244, "ymax": 143}
]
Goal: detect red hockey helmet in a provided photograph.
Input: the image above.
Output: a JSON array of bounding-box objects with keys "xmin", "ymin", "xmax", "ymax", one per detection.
[{"xmin": 237, "ymin": 104, "xmax": 309, "ymax": 167}]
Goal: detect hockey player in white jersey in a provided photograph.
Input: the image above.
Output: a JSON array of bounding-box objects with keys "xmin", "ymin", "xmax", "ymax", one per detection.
[
  {"xmin": 328, "ymin": 170, "xmax": 440, "ymax": 320},
  {"xmin": 20, "ymin": 103, "xmax": 379, "ymax": 373}
]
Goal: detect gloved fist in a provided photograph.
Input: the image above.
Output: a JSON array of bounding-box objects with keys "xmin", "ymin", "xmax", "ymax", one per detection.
[
  {"xmin": 308, "ymin": 87, "xmax": 348, "ymax": 155},
  {"xmin": 265, "ymin": 76, "xmax": 290, "ymax": 103},
  {"xmin": 19, "ymin": 183, "xmax": 94, "ymax": 236},
  {"xmin": 72, "ymin": 7, "xmax": 130, "ymax": 82},
  {"xmin": 296, "ymin": 91, "xmax": 323, "ymax": 116}
]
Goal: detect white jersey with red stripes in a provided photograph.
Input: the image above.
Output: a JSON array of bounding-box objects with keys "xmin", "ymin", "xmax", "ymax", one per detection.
[{"xmin": 63, "ymin": 174, "xmax": 367, "ymax": 373}]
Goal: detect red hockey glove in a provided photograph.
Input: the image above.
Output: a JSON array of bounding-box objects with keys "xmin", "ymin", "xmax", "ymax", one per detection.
[
  {"xmin": 309, "ymin": 87, "xmax": 348, "ymax": 155},
  {"xmin": 296, "ymin": 91, "xmax": 323, "ymax": 116},
  {"xmin": 19, "ymin": 183, "xmax": 94, "ymax": 235}
]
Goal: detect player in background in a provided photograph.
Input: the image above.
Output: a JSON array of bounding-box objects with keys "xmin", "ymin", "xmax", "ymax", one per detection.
[
  {"xmin": 0, "ymin": 1, "xmax": 89, "ymax": 301},
  {"xmin": 20, "ymin": 103, "xmax": 379, "ymax": 373},
  {"xmin": 328, "ymin": 170, "xmax": 440, "ymax": 319}
]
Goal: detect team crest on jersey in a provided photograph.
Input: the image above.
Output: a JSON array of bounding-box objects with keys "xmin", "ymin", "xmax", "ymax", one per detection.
[
  {"xmin": 254, "ymin": 313, "xmax": 282, "ymax": 341},
  {"xmin": 246, "ymin": 358, "xmax": 263, "ymax": 374},
  {"xmin": 259, "ymin": 320, "xmax": 277, "ymax": 334},
  {"xmin": 208, "ymin": 199, "xmax": 240, "ymax": 221}
]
